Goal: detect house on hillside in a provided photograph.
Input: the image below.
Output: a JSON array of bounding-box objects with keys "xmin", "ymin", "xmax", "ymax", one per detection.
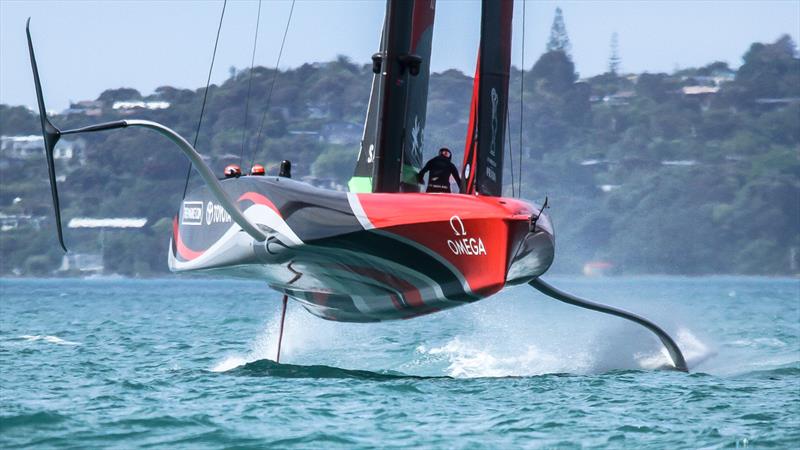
[
  {"xmin": 681, "ymin": 86, "xmax": 719, "ymax": 96},
  {"xmin": 0, "ymin": 213, "xmax": 47, "ymax": 232},
  {"xmin": 681, "ymin": 85, "xmax": 720, "ymax": 109},
  {"xmin": 112, "ymin": 100, "xmax": 171, "ymax": 114},
  {"xmin": 58, "ymin": 217, "xmax": 149, "ymax": 275},
  {"xmin": 1, "ymin": 135, "xmax": 84, "ymax": 161},
  {"xmin": 62, "ymin": 100, "xmax": 104, "ymax": 116},
  {"xmin": 603, "ymin": 90, "xmax": 636, "ymax": 106}
]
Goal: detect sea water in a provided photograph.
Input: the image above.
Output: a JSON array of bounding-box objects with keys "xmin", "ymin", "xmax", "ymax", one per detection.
[{"xmin": 1, "ymin": 277, "xmax": 798, "ymax": 448}]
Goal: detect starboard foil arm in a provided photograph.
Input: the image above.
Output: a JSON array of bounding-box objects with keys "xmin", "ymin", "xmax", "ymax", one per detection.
[
  {"xmin": 529, "ymin": 278, "xmax": 688, "ymax": 372},
  {"xmin": 26, "ymin": 19, "xmax": 267, "ymax": 251}
]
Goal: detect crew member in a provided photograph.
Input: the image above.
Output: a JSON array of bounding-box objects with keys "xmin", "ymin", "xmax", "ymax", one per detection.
[
  {"xmin": 223, "ymin": 164, "xmax": 242, "ymax": 179},
  {"xmin": 250, "ymin": 164, "xmax": 265, "ymax": 176},
  {"xmin": 417, "ymin": 147, "xmax": 461, "ymax": 193}
]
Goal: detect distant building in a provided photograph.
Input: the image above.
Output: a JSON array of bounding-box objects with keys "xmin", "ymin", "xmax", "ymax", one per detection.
[
  {"xmin": 58, "ymin": 218, "xmax": 148, "ymax": 275},
  {"xmin": 0, "ymin": 213, "xmax": 47, "ymax": 231},
  {"xmin": 681, "ymin": 86, "xmax": 719, "ymax": 96},
  {"xmin": 624, "ymin": 74, "xmax": 639, "ymax": 83},
  {"xmin": 1, "ymin": 135, "xmax": 41, "ymax": 159},
  {"xmin": 67, "ymin": 218, "xmax": 148, "ymax": 229},
  {"xmin": 603, "ymin": 90, "xmax": 636, "ymax": 106},
  {"xmin": 62, "ymin": 100, "xmax": 104, "ymax": 116},
  {"xmin": 1, "ymin": 135, "xmax": 83, "ymax": 161},
  {"xmin": 112, "ymin": 100, "xmax": 171, "ymax": 112},
  {"xmin": 682, "ymin": 73, "xmax": 734, "ymax": 88}
]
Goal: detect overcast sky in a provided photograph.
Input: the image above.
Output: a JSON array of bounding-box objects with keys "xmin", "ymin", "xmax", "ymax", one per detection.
[{"xmin": 2, "ymin": 0, "xmax": 798, "ymax": 111}]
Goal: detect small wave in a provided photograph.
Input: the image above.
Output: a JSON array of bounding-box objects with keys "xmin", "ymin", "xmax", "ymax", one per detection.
[
  {"xmin": 19, "ymin": 335, "xmax": 80, "ymax": 346},
  {"xmin": 224, "ymin": 359, "xmax": 434, "ymax": 380},
  {"xmin": 267, "ymin": 432, "xmax": 358, "ymax": 447},
  {"xmin": 0, "ymin": 411, "xmax": 68, "ymax": 429},
  {"xmin": 735, "ymin": 364, "xmax": 800, "ymax": 379}
]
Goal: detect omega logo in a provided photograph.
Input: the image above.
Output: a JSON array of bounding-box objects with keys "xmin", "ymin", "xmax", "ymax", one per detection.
[{"xmin": 447, "ymin": 215, "xmax": 487, "ymax": 256}]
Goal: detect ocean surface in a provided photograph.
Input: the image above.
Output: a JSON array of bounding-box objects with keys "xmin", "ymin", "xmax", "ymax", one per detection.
[{"xmin": 0, "ymin": 277, "xmax": 798, "ymax": 448}]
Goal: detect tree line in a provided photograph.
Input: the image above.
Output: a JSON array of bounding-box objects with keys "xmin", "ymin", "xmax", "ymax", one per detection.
[{"xmin": 0, "ymin": 35, "xmax": 797, "ymax": 276}]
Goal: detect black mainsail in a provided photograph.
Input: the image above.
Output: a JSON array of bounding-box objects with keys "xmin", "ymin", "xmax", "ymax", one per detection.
[
  {"xmin": 461, "ymin": 0, "xmax": 513, "ymax": 197},
  {"xmin": 399, "ymin": 0, "xmax": 435, "ymax": 192},
  {"xmin": 349, "ymin": 0, "xmax": 436, "ymax": 193}
]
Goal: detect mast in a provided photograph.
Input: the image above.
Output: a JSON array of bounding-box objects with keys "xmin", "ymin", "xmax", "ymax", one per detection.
[
  {"xmin": 373, "ymin": 0, "xmax": 414, "ymax": 193},
  {"xmin": 461, "ymin": 0, "xmax": 513, "ymax": 197},
  {"xmin": 372, "ymin": 0, "xmax": 413, "ymax": 192},
  {"xmin": 350, "ymin": 0, "xmax": 434, "ymax": 193}
]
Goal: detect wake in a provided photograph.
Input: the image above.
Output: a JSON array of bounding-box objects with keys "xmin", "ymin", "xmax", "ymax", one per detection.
[
  {"xmin": 210, "ymin": 299, "xmax": 716, "ymax": 378},
  {"xmin": 417, "ymin": 326, "xmax": 714, "ymax": 378}
]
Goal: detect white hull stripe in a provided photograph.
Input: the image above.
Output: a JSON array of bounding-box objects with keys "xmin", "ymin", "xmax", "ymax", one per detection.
[
  {"xmin": 170, "ymin": 204, "xmax": 303, "ymax": 271},
  {"xmin": 347, "ymin": 192, "xmax": 374, "ymax": 230}
]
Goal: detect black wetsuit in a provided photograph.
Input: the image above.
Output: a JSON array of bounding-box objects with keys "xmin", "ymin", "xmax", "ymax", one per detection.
[{"xmin": 418, "ymin": 155, "xmax": 461, "ymax": 193}]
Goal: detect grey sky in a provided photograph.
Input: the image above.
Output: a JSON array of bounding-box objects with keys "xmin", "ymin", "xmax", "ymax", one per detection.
[{"xmin": 2, "ymin": 0, "xmax": 798, "ymax": 111}]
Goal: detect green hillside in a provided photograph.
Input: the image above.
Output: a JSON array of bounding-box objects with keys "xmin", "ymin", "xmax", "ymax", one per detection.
[{"xmin": 1, "ymin": 36, "xmax": 798, "ymax": 276}]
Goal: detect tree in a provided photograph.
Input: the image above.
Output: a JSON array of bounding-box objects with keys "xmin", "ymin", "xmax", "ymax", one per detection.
[
  {"xmin": 97, "ymin": 87, "xmax": 142, "ymax": 104},
  {"xmin": 0, "ymin": 105, "xmax": 38, "ymax": 135},
  {"xmin": 546, "ymin": 7, "xmax": 572, "ymax": 56},
  {"xmin": 608, "ymin": 32, "xmax": 621, "ymax": 75},
  {"xmin": 724, "ymin": 35, "xmax": 800, "ymax": 107},
  {"xmin": 2, "ymin": 39, "xmax": 799, "ymax": 276},
  {"xmin": 635, "ymin": 73, "xmax": 678, "ymax": 102},
  {"xmin": 530, "ymin": 51, "xmax": 577, "ymax": 92}
]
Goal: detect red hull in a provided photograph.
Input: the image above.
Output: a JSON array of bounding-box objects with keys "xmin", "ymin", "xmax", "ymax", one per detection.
[{"xmin": 170, "ymin": 177, "xmax": 554, "ymax": 321}]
